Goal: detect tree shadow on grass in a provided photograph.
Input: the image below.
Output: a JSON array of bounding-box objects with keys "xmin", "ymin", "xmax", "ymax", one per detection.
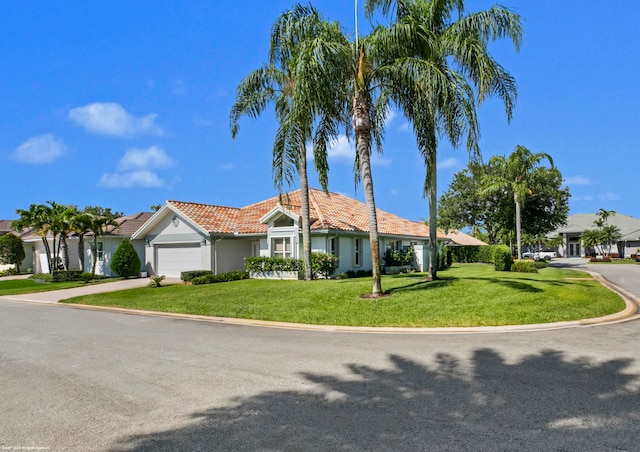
[{"xmin": 112, "ymin": 348, "xmax": 640, "ymax": 451}]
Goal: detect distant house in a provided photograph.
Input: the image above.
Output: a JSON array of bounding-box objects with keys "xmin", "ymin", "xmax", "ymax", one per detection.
[
  {"xmin": 19, "ymin": 212, "xmax": 153, "ymax": 275},
  {"xmin": 444, "ymin": 230, "xmax": 488, "ymax": 246},
  {"xmin": 551, "ymin": 213, "xmax": 640, "ymax": 258},
  {"xmin": 0, "ymin": 220, "xmax": 13, "ymax": 236},
  {"xmin": 132, "ymin": 188, "xmax": 449, "ymax": 278}
]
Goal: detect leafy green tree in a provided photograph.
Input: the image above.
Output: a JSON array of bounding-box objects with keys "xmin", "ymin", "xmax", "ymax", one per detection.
[
  {"xmin": 439, "ymin": 160, "xmax": 569, "ymax": 246},
  {"xmin": 110, "ymin": 238, "xmax": 141, "ymax": 278},
  {"xmin": 367, "ymin": 0, "xmax": 522, "ymax": 280},
  {"xmin": 0, "ymin": 233, "xmax": 25, "ymax": 273},
  {"xmin": 482, "ymin": 145, "xmax": 555, "ymax": 259},
  {"xmin": 231, "ymin": 4, "xmax": 349, "ymax": 282}
]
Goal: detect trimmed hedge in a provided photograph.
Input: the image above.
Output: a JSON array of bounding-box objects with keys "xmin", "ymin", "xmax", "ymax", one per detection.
[
  {"xmin": 511, "ymin": 260, "xmax": 539, "ymax": 273},
  {"xmin": 191, "ymin": 271, "xmax": 249, "ymax": 285},
  {"xmin": 451, "ymin": 245, "xmax": 513, "ymax": 267},
  {"xmin": 52, "ymin": 270, "xmax": 83, "ymax": 282},
  {"xmin": 493, "ymin": 246, "xmax": 513, "ymax": 271},
  {"xmin": 181, "ymin": 270, "xmax": 214, "ymax": 282},
  {"xmin": 244, "ymin": 256, "xmax": 304, "ymax": 273}
]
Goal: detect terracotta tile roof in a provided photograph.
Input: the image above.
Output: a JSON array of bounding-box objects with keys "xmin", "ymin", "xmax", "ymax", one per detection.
[
  {"xmin": 168, "ymin": 201, "xmax": 241, "ymax": 234},
  {"xmin": 167, "ymin": 188, "xmax": 447, "ymax": 239},
  {"xmin": 106, "ymin": 212, "xmax": 154, "ymax": 237}
]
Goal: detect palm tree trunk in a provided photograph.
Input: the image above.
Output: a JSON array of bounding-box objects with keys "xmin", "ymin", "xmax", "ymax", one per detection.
[
  {"xmin": 298, "ymin": 142, "xmax": 313, "ymax": 281},
  {"xmin": 60, "ymin": 235, "xmax": 69, "ymax": 270},
  {"xmin": 41, "ymin": 237, "xmax": 52, "ymax": 273},
  {"xmin": 427, "ymin": 148, "xmax": 438, "ymax": 281},
  {"xmin": 91, "ymin": 236, "xmax": 98, "ymax": 274},
  {"xmin": 515, "ymin": 192, "xmax": 522, "ymax": 260},
  {"xmin": 78, "ymin": 235, "xmax": 85, "ymax": 271},
  {"xmin": 353, "ymin": 88, "xmax": 382, "ymax": 296}
]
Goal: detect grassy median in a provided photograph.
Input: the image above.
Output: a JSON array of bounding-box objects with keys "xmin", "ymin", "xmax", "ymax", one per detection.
[{"xmin": 59, "ymin": 264, "xmax": 625, "ymax": 327}]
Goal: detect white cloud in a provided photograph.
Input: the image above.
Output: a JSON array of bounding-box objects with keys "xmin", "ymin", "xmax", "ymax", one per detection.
[
  {"xmin": 564, "ymin": 176, "xmax": 591, "ymax": 185},
  {"xmin": 598, "ymin": 192, "xmax": 620, "ymax": 201},
  {"xmin": 118, "ymin": 146, "xmax": 174, "ymax": 171},
  {"xmin": 12, "ymin": 134, "xmax": 66, "ymax": 164},
  {"xmin": 438, "ymin": 157, "xmax": 460, "ymax": 170},
  {"xmin": 397, "ymin": 122, "xmax": 411, "ymax": 132},
  {"xmin": 327, "ymin": 135, "xmax": 355, "ymax": 162},
  {"xmin": 98, "ymin": 170, "xmax": 165, "ymax": 188},
  {"xmin": 68, "ymin": 102, "xmax": 163, "ymax": 137},
  {"xmin": 372, "ymin": 153, "xmax": 392, "ymax": 166},
  {"xmin": 172, "ymin": 79, "xmax": 187, "ymax": 96}
]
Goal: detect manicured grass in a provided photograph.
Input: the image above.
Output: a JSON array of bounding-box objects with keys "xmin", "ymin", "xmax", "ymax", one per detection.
[
  {"xmin": 588, "ymin": 259, "xmax": 638, "ymax": 265},
  {"xmin": 62, "ymin": 264, "xmax": 626, "ymax": 327},
  {"xmin": 0, "ymin": 278, "xmax": 121, "ymax": 296}
]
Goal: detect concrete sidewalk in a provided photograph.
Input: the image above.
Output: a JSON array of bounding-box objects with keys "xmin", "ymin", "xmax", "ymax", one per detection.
[{"xmin": 0, "ymin": 277, "xmax": 155, "ymax": 304}]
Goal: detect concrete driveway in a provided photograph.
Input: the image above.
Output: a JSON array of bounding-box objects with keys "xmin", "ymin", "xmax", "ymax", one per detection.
[{"xmin": 1, "ymin": 264, "xmax": 639, "ymax": 451}]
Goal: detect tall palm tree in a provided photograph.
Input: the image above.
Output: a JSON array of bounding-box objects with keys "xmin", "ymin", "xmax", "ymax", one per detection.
[
  {"xmin": 69, "ymin": 210, "xmax": 95, "ymax": 272},
  {"xmin": 231, "ymin": 4, "xmax": 350, "ymax": 281},
  {"xmin": 13, "ymin": 203, "xmax": 53, "ymax": 273},
  {"xmin": 366, "ymin": 0, "xmax": 522, "ymax": 280},
  {"xmin": 482, "ymin": 145, "xmax": 554, "ymax": 260}
]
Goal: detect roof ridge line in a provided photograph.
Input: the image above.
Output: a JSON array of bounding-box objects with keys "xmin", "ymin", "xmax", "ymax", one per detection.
[{"xmin": 308, "ymin": 188, "xmax": 327, "ymax": 229}]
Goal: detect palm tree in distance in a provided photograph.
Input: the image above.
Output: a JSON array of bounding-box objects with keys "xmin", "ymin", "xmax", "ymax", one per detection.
[
  {"xmin": 365, "ymin": 0, "xmax": 522, "ymax": 280},
  {"xmin": 231, "ymin": 4, "xmax": 350, "ymax": 281},
  {"xmin": 482, "ymin": 145, "xmax": 554, "ymax": 260}
]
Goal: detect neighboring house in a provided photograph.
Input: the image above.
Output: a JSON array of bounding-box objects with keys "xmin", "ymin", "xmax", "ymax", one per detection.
[
  {"xmin": 0, "ymin": 220, "xmax": 13, "ymax": 236},
  {"xmin": 19, "ymin": 212, "xmax": 152, "ymax": 275},
  {"xmin": 132, "ymin": 188, "xmax": 449, "ymax": 278},
  {"xmin": 551, "ymin": 213, "xmax": 640, "ymax": 258},
  {"xmin": 444, "ymin": 230, "xmax": 488, "ymax": 246}
]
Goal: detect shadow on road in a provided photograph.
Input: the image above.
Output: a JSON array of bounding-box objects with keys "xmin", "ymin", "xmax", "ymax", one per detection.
[{"xmin": 112, "ymin": 348, "xmax": 640, "ymax": 451}]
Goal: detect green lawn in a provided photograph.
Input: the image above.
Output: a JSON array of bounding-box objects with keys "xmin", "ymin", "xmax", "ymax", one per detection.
[
  {"xmin": 61, "ymin": 264, "xmax": 626, "ymax": 327},
  {"xmin": 0, "ymin": 278, "xmax": 120, "ymax": 296}
]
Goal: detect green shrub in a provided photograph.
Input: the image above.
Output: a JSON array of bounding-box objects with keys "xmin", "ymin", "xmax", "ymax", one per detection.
[
  {"xmin": 450, "ymin": 246, "xmax": 481, "ymax": 263},
  {"xmin": 0, "ymin": 267, "xmax": 18, "ymax": 277},
  {"xmin": 191, "ymin": 271, "xmax": 249, "ymax": 285},
  {"xmin": 0, "ymin": 233, "xmax": 25, "ymax": 273},
  {"xmin": 148, "ymin": 275, "xmax": 166, "ymax": 288},
  {"xmin": 311, "ymin": 252, "xmax": 339, "ymax": 279},
  {"xmin": 110, "ymin": 239, "xmax": 141, "ymax": 278},
  {"xmin": 80, "ymin": 272, "xmax": 95, "ymax": 283},
  {"xmin": 181, "ymin": 270, "xmax": 213, "ymax": 282},
  {"xmin": 28, "ymin": 273, "xmax": 52, "ymax": 283},
  {"xmin": 446, "ymin": 248, "xmax": 453, "ymax": 268},
  {"xmin": 244, "ymin": 256, "xmax": 303, "ymax": 273},
  {"xmin": 52, "ymin": 270, "xmax": 83, "ymax": 282},
  {"xmin": 384, "ymin": 247, "xmax": 415, "ymax": 266},
  {"xmin": 493, "ymin": 246, "xmax": 513, "ymax": 272},
  {"xmin": 511, "ymin": 260, "xmax": 539, "ymax": 273}
]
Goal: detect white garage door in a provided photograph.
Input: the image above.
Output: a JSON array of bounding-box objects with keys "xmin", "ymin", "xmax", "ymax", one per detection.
[{"xmin": 156, "ymin": 244, "xmax": 202, "ymax": 278}]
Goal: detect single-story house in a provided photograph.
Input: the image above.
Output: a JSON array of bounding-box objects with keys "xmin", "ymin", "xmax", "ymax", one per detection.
[
  {"xmin": 19, "ymin": 212, "xmax": 153, "ymax": 275},
  {"xmin": 551, "ymin": 212, "xmax": 640, "ymax": 258},
  {"xmin": 131, "ymin": 188, "xmax": 449, "ymax": 278}
]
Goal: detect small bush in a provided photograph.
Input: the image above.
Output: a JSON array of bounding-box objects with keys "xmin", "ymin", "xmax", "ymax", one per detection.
[
  {"xmin": 384, "ymin": 247, "xmax": 415, "ymax": 266},
  {"xmin": 0, "ymin": 267, "xmax": 18, "ymax": 277},
  {"xmin": 493, "ymin": 246, "xmax": 513, "ymax": 272},
  {"xmin": 191, "ymin": 271, "xmax": 249, "ymax": 285},
  {"xmin": 52, "ymin": 270, "xmax": 83, "ymax": 282},
  {"xmin": 80, "ymin": 272, "xmax": 94, "ymax": 283},
  {"xmin": 244, "ymin": 256, "xmax": 303, "ymax": 273},
  {"xmin": 590, "ymin": 257, "xmax": 612, "ymax": 262},
  {"xmin": 511, "ymin": 261, "xmax": 539, "ymax": 273},
  {"xmin": 111, "ymin": 239, "xmax": 141, "ymax": 278},
  {"xmin": 148, "ymin": 275, "xmax": 166, "ymax": 288},
  {"xmin": 181, "ymin": 270, "xmax": 213, "ymax": 283},
  {"xmin": 28, "ymin": 273, "xmax": 52, "ymax": 283},
  {"xmin": 311, "ymin": 252, "xmax": 339, "ymax": 279}
]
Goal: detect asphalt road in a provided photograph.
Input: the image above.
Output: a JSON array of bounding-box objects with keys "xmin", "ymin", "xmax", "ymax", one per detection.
[{"xmin": 1, "ymin": 263, "xmax": 640, "ymax": 451}]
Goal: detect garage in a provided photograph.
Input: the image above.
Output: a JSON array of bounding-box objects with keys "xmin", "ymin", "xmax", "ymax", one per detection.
[{"xmin": 156, "ymin": 243, "xmax": 202, "ymax": 278}]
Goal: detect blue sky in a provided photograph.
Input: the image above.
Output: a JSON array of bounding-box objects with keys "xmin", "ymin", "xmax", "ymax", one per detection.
[{"xmin": 2, "ymin": 1, "xmax": 639, "ymax": 223}]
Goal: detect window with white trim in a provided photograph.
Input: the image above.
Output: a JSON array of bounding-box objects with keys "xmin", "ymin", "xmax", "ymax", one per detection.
[
  {"xmin": 354, "ymin": 238, "xmax": 362, "ymax": 267},
  {"xmin": 272, "ymin": 237, "xmax": 292, "ymax": 258},
  {"xmin": 328, "ymin": 237, "xmax": 339, "ymax": 257},
  {"xmin": 97, "ymin": 242, "xmax": 104, "ymax": 261}
]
